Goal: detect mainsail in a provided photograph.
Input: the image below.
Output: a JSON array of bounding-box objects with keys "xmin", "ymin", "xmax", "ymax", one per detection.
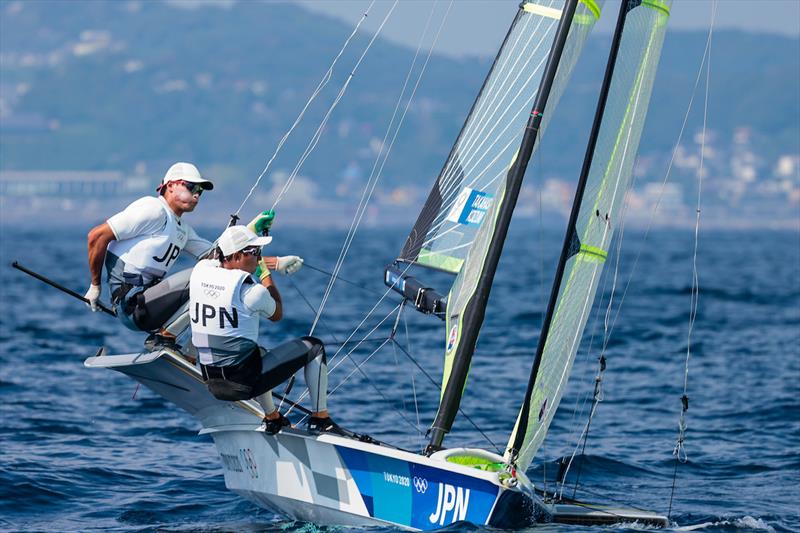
[
  {"xmin": 421, "ymin": 0, "xmax": 604, "ymax": 450},
  {"xmin": 398, "ymin": 0, "xmax": 602, "ymax": 274},
  {"xmin": 506, "ymin": 0, "xmax": 672, "ymax": 470}
]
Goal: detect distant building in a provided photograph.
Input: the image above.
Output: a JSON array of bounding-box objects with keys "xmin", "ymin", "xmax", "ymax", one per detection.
[{"xmin": 0, "ymin": 171, "xmax": 148, "ymax": 197}]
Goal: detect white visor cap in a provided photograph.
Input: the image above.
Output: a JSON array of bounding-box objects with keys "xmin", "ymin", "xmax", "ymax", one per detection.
[
  {"xmin": 157, "ymin": 162, "xmax": 214, "ymax": 191},
  {"xmin": 218, "ymin": 225, "xmax": 272, "ymax": 257}
]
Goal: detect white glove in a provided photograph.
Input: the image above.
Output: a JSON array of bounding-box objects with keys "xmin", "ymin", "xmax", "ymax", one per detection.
[
  {"xmin": 275, "ymin": 255, "xmax": 304, "ymax": 275},
  {"xmin": 84, "ymin": 284, "xmax": 101, "ymax": 312}
]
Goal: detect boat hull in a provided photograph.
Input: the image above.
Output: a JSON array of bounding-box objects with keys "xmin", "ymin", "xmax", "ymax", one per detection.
[
  {"xmin": 85, "ymin": 349, "xmax": 668, "ymax": 529},
  {"xmin": 208, "ymin": 427, "xmax": 546, "ymax": 529},
  {"xmin": 85, "ymin": 348, "xmax": 546, "ymax": 530}
]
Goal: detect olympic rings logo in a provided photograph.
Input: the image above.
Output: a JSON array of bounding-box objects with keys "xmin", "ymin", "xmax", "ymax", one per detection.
[
  {"xmin": 413, "ymin": 476, "xmax": 428, "ymax": 493},
  {"xmin": 203, "ymin": 288, "xmax": 220, "ymax": 298}
]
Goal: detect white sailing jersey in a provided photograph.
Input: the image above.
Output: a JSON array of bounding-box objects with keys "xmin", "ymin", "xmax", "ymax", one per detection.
[
  {"xmin": 105, "ymin": 196, "xmax": 210, "ymax": 290},
  {"xmin": 190, "ymin": 259, "xmax": 275, "ymax": 366}
]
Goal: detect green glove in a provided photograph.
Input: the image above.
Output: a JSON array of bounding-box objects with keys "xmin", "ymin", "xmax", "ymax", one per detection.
[
  {"xmin": 247, "ymin": 210, "xmax": 275, "ymax": 236},
  {"xmin": 254, "ymin": 258, "xmax": 271, "ymax": 281}
]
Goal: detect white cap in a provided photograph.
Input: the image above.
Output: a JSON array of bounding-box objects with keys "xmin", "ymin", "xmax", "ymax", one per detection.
[
  {"xmin": 157, "ymin": 162, "xmax": 214, "ymax": 192},
  {"xmin": 218, "ymin": 225, "xmax": 272, "ymax": 257}
]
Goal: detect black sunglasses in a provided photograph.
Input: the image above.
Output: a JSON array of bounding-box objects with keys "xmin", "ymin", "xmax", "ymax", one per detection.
[
  {"xmin": 177, "ymin": 180, "xmax": 204, "ymax": 196},
  {"xmin": 241, "ymin": 246, "xmax": 261, "ymax": 257}
]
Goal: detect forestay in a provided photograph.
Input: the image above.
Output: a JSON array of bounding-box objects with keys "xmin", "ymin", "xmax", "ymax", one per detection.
[
  {"xmin": 506, "ymin": 0, "xmax": 672, "ymax": 471},
  {"xmin": 398, "ymin": 0, "xmax": 602, "ymax": 275}
]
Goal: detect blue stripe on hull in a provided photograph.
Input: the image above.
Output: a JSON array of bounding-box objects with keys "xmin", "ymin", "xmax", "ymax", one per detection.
[{"xmin": 336, "ymin": 446, "xmax": 500, "ymax": 530}]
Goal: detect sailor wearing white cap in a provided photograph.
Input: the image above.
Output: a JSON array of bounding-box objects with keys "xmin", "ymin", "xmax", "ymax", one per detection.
[
  {"xmin": 190, "ymin": 225, "xmax": 341, "ymax": 436},
  {"xmin": 84, "ymin": 162, "xmax": 297, "ymax": 343}
]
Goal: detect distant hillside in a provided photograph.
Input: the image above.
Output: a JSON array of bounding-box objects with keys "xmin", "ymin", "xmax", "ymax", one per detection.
[{"xmin": 1, "ymin": 0, "xmax": 798, "ymax": 227}]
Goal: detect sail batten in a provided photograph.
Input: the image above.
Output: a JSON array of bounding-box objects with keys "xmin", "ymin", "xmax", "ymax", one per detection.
[{"xmin": 507, "ymin": 0, "xmax": 672, "ymax": 471}]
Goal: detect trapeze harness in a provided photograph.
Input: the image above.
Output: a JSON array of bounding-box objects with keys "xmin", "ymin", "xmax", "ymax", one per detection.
[
  {"xmin": 105, "ymin": 200, "xmax": 190, "ymax": 331},
  {"xmin": 190, "ymin": 261, "xmax": 325, "ymax": 402}
]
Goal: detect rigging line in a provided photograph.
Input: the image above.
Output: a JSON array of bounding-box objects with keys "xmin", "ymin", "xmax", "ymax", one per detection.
[
  {"xmin": 328, "ymin": 303, "xmax": 403, "ymax": 375},
  {"xmin": 436, "ymin": 31, "xmax": 554, "ymax": 196},
  {"xmin": 603, "ymin": 15, "xmax": 716, "ymax": 347},
  {"xmin": 277, "ymin": 275, "xmax": 340, "ymax": 412},
  {"xmin": 310, "ymin": 1, "xmax": 451, "ymax": 336},
  {"xmin": 234, "ymin": 1, "xmax": 376, "ymax": 216},
  {"xmin": 303, "ymin": 261, "xmax": 403, "ymax": 301},
  {"xmin": 307, "ymin": 0, "xmax": 434, "ymax": 335},
  {"xmin": 273, "ymin": 0, "xmax": 399, "ymax": 210},
  {"xmin": 669, "ymin": 1, "xmax": 715, "ymax": 520},
  {"xmin": 390, "ymin": 300, "xmax": 410, "ymax": 416},
  {"xmin": 315, "ymin": 333, "xmax": 427, "ymax": 435},
  {"xmin": 390, "ymin": 339, "xmax": 502, "ymax": 455},
  {"xmin": 563, "ymin": 174, "xmax": 638, "ymax": 489},
  {"xmin": 325, "ymin": 337, "xmax": 397, "ymax": 349},
  {"xmin": 435, "ymin": 5, "xmax": 554, "ymax": 192},
  {"xmin": 285, "ymin": 275, "xmax": 343, "ymax": 345},
  {"xmin": 568, "ymin": 358, "xmax": 604, "ymax": 500},
  {"xmin": 432, "ymin": 7, "xmax": 557, "ymax": 199},
  {"xmin": 402, "ymin": 309, "xmax": 424, "ymax": 450},
  {"xmin": 293, "ymin": 301, "xmax": 405, "ymax": 409},
  {"xmin": 435, "ymin": 11, "xmax": 551, "ymax": 188},
  {"xmin": 291, "ymin": 336, "xmax": 391, "ymax": 425},
  {"xmin": 299, "ymin": 305, "xmax": 417, "ymax": 433},
  {"xmin": 325, "ymin": 262, "xmax": 414, "ymax": 367}
]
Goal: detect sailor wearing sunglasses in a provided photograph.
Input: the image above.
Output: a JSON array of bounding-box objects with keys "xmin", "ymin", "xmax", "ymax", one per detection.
[
  {"xmin": 84, "ymin": 162, "xmax": 303, "ymax": 344},
  {"xmin": 189, "ymin": 225, "xmax": 342, "ymax": 436}
]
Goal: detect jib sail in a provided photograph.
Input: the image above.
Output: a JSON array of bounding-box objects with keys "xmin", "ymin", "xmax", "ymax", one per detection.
[{"xmin": 507, "ymin": 0, "xmax": 672, "ymax": 470}]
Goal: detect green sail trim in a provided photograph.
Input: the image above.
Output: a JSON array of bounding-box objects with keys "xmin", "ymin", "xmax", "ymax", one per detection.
[
  {"xmin": 642, "ymin": 0, "xmax": 670, "ymax": 17},
  {"xmin": 417, "ymin": 249, "xmax": 464, "ymax": 273},
  {"xmin": 579, "ymin": 0, "xmax": 601, "ymax": 20},
  {"xmin": 578, "ymin": 244, "xmax": 608, "ymax": 262}
]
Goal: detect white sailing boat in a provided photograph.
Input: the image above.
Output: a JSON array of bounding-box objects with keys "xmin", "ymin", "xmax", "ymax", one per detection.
[{"xmin": 84, "ymin": 0, "xmax": 675, "ymax": 528}]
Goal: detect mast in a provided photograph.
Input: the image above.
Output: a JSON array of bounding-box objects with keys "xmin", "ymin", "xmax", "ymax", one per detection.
[
  {"xmin": 428, "ymin": 0, "xmax": 581, "ymax": 452},
  {"xmin": 508, "ymin": 0, "xmax": 639, "ymax": 462}
]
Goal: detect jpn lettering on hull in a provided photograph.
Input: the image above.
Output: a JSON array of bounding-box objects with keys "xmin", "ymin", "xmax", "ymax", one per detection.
[{"xmin": 428, "ymin": 482, "xmax": 470, "ymax": 526}]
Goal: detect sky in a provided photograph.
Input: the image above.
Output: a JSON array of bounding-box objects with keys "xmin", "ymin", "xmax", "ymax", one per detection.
[{"xmin": 294, "ymin": 0, "xmax": 800, "ymax": 58}]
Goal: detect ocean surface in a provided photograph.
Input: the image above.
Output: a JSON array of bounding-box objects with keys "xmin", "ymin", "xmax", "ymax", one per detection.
[{"xmin": 0, "ymin": 223, "xmax": 798, "ymax": 532}]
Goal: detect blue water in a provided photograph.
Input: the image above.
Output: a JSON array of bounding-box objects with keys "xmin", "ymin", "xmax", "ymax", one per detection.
[{"xmin": 1, "ymin": 224, "xmax": 798, "ymax": 532}]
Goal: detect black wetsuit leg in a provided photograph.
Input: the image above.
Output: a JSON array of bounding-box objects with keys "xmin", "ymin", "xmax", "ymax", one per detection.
[
  {"xmin": 250, "ymin": 337, "xmax": 326, "ymax": 398},
  {"xmin": 126, "ymin": 268, "xmax": 192, "ymax": 332}
]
